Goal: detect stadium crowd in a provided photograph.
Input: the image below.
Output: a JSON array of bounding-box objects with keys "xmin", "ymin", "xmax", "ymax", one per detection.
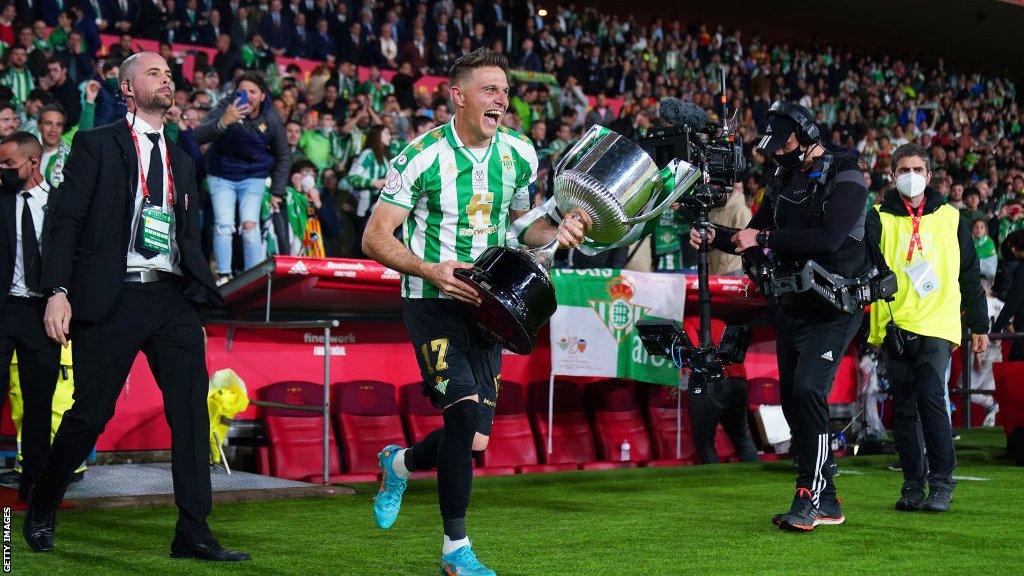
[{"xmin": 0, "ymin": 0, "xmax": 1021, "ymax": 309}]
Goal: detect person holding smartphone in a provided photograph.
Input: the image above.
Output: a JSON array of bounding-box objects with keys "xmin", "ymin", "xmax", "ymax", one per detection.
[{"xmin": 194, "ymin": 72, "xmax": 290, "ymax": 284}]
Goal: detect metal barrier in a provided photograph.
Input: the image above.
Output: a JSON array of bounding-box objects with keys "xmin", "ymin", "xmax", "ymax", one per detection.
[
  {"xmin": 205, "ymin": 319, "xmax": 340, "ymax": 485},
  {"xmin": 958, "ymin": 331, "xmax": 1024, "ymax": 428}
]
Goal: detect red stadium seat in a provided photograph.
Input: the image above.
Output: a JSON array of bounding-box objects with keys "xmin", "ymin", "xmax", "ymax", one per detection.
[
  {"xmin": 585, "ymin": 380, "xmax": 651, "ymax": 467},
  {"xmin": 527, "ymin": 379, "xmax": 599, "ymax": 470},
  {"xmin": 258, "ymin": 381, "xmax": 349, "ymax": 483},
  {"xmin": 994, "ymin": 362, "xmax": 1024, "ymax": 435},
  {"xmin": 332, "ymin": 381, "xmax": 406, "ymax": 477},
  {"xmin": 949, "ymin": 349, "xmax": 989, "ymax": 428},
  {"xmin": 477, "ymin": 382, "xmax": 541, "ymax": 473},
  {"xmin": 747, "ymin": 377, "xmax": 781, "ymax": 410},
  {"xmin": 644, "ymin": 384, "xmax": 694, "ymax": 465}
]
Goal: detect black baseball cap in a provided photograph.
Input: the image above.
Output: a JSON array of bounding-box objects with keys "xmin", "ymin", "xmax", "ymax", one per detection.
[{"xmin": 756, "ymin": 114, "xmax": 799, "ymax": 154}]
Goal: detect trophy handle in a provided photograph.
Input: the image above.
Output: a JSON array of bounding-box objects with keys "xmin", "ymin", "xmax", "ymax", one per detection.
[
  {"xmin": 553, "ymin": 124, "xmax": 605, "ymax": 176},
  {"xmin": 623, "ymin": 161, "xmax": 702, "ymax": 225}
]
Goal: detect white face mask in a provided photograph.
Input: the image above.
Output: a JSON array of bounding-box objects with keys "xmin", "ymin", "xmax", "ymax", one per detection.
[
  {"xmin": 300, "ymin": 174, "xmax": 316, "ymax": 191},
  {"xmin": 896, "ymin": 171, "xmax": 927, "ymax": 198}
]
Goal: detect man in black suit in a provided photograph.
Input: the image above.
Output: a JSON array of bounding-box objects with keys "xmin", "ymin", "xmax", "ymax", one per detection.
[
  {"xmin": 23, "ymin": 52, "xmax": 248, "ymax": 562},
  {"xmin": 0, "ymin": 132, "xmax": 61, "ymax": 501}
]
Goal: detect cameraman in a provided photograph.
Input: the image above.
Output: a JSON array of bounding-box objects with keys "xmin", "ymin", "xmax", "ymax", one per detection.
[{"xmin": 690, "ymin": 101, "xmax": 867, "ymax": 532}]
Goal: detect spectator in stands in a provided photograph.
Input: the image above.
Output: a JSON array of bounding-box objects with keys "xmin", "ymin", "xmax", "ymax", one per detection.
[
  {"xmin": 284, "ymin": 118, "xmax": 306, "ymax": 163},
  {"xmin": 973, "ymin": 218, "xmax": 998, "ymax": 280},
  {"xmin": 2, "ymin": 45, "xmax": 35, "ymax": 107},
  {"xmin": 194, "ymin": 72, "xmax": 289, "ymax": 283},
  {"xmin": 401, "ymin": 26, "xmax": 430, "ymax": 76},
  {"xmin": 347, "ymin": 123, "xmax": 391, "ymax": 248},
  {"xmin": 288, "ymin": 12, "xmax": 308, "ymax": 58},
  {"xmin": 960, "ymin": 187, "xmax": 986, "ymax": 224},
  {"xmin": 306, "ymin": 17, "xmax": 335, "ymax": 62},
  {"xmin": 375, "ymin": 22, "xmax": 398, "ymax": 69},
  {"xmin": 0, "ymin": 102, "xmax": 21, "ymax": 138},
  {"xmin": 258, "ymin": 0, "xmax": 291, "ymax": 55},
  {"xmin": 198, "ymin": 8, "xmax": 225, "ymax": 47},
  {"xmin": 36, "ymin": 103, "xmax": 69, "ymax": 186},
  {"xmin": 42, "ymin": 57, "xmax": 80, "ymax": 127}
]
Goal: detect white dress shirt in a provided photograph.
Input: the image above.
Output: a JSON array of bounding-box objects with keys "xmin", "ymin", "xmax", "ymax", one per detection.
[
  {"xmin": 125, "ymin": 113, "xmax": 181, "ymax": 275},
  {"xmin": 10, "ymin": 181, "xmax": 48, "ymax": 297}
]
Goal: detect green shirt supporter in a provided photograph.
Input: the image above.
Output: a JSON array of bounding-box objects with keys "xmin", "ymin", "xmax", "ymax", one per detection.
[
  {"xmin": 359, "ymin": 80, "xmax": 394, "ymax": 114},
  {"xmin": 347, "ymin": 148, "xmax": 389, "ymax": 210},
  {"xmin": 299, "ymin": 129, "xmax": 332, "ymax": 170},
  {"xmin": 1, "ymin": 68, "xmax": 34, "ymax": 106},
  {"xmin": 378, "ymin": 121, "xmax": 537, "ymax": 298},
  {"xmin": 652, "ymin": 208, "xmax": 690, "ymax": 271}
]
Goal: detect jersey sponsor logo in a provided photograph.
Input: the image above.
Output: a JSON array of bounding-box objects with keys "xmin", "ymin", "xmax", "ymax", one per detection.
[
  {"xmin": 820, "ymin": 350, "xmax": 834, "ymax": 362},
  {"xmin": 458, "ymin": 225, "xmax": 498, "ymax": 236}
]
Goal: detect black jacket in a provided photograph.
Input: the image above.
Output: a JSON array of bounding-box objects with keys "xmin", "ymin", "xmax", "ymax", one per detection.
[
  {"xmin": 0, "ymin": 190, "xmax": 46, "ymax": 298},
  {"xmin": 865, "ymin": 187, "xmax": 988, "ymax": 335},
  {"xmin": 714, "ymin": 153, "xmax": 869, "ymax": 280},
  {"xmin": 41, "ymin": 118, "xmax": 222, "ymax": 323},
  {"xmin": 993, "ymin": 260, "xmax": 1023, "ymax": 332}
]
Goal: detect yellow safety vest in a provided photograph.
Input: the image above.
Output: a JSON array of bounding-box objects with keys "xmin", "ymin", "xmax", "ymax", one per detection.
[{"xmin": 868, "ymin": 203, "xmax": 964, "ymax": 346}]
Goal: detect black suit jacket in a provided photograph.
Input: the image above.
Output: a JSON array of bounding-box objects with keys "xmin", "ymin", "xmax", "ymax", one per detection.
[{"xmin": 42, "ymin": 119, "xmax": 222, "ymax": 323}]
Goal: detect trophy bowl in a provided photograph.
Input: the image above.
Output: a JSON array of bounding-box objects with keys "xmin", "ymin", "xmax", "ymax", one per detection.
[
  {"xmin": 453, "ymin": 246, "xmax": 556, "ymax": 355},
  {"xmin": 552, "ymin": 125, "xmax": 668, "ymax": 245}
]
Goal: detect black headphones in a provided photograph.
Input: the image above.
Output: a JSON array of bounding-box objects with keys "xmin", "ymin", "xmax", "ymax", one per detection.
[{"xmin": 767, "ymin": 100, "xmax": 820, "ymax": 146}]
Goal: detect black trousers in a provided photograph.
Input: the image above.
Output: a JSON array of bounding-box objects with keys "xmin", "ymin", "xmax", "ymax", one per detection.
[
  {"xmin": 688, "ymin": 377, "xmax": 759, "ymax": 464},
  {"xmin": 776, "ymin": 308, "xmax": 863, "ymax": 504},
  {"xmin": 31, "ymin": 280, "xmax": 213, "ymax": 543},
  {"xmin": 883, "ymin": 333, "xmax": 956, "ymax": 491},
  {"xmin": 0, "ymin": 297, "xmax": 61, "ymax": 492}
]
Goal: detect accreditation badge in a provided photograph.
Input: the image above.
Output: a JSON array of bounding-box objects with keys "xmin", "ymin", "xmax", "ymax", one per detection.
[
  {"xmin": 904, "ymin": 258, "xmax": 939, "ymax": 299},
  {"xmin": 140, "ymin": 205, "xmax": 173, "ymax": 254}
]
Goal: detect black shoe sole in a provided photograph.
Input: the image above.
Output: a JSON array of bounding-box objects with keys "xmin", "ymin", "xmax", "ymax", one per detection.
[
  {"xmin": 895, "ymin": 502, "xmax": 922, "ymax": 511},
  {"xmin": 779, "ymin": 519, "xmax": 815, "ymax": 532}
]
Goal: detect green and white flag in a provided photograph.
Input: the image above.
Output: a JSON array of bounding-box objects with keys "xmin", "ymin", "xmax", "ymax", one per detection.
[{"xmin": 549, "ymin": 269, "xmax": 685, "ymax": 386}]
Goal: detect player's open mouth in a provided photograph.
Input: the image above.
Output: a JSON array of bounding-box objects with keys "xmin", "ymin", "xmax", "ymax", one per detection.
[{"xmin": 483, "ymin": 109, "xmax": 502, "ymax": 128}]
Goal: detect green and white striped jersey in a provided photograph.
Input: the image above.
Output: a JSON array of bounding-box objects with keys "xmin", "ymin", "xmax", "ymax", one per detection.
[{"xmin": 378, "ymin": 120, "xmax": 538, "ymax": 298}]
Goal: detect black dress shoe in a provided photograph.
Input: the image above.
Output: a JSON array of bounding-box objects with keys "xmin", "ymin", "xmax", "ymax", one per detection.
[
  {"xmin": 170, "ymin": 538, "xmax": 251, "ymax": 562},
  {"xmin": 22, "ymin": 506, "xmax": 56, "ymax": 552}
]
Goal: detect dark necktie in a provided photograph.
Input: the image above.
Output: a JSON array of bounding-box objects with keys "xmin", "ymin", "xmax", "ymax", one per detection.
[
  {"xmin": 135, "ymin": 132, "xmax": 164, "ymax": 259},
  {"xmin": 21, "ymin": 191, "xmax": 41, "ymax": 293}
]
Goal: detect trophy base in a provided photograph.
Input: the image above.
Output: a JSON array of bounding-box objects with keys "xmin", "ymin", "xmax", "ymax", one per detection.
[{"xmin": 453, "ymin": 246, "xmax": 556, "ymax": 355}]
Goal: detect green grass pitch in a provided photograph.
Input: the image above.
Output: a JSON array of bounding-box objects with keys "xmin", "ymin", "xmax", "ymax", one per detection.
[{"xmin": 10, "ymin": 428, "xmax": 1023, "ymax": 575}]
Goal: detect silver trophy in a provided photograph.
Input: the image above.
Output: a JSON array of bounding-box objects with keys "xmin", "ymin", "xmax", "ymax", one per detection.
[{"xmin": 455, "ymin": 125, "xmax": 701, "ymax": 354}]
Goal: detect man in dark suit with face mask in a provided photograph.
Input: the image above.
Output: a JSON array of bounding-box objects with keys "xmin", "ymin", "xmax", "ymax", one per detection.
[{"xmin": 0, "ymin": 131, "xmax": 61, "ymax": 502}]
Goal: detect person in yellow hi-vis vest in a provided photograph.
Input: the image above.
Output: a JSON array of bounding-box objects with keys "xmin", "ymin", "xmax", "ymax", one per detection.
[
  {"xmin": 866, "ymin": 143, "xmax": 990, "ymax": 514},
  {"xmin": 5, "ymin": 345, "xmax": 87, "ymax": 485}
]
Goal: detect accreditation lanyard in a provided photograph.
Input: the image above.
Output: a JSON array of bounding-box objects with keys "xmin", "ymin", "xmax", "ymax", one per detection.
[
  {"xmin": 128, "ymin": 128, "xmax": 175, "ymax": 207},
  {"xmin": 902, "ymin": 197, "xmax": 925, "ymax": 263}
]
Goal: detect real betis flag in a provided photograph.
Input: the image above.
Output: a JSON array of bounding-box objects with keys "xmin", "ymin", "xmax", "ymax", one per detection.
[{"xmin": 549, "ymin": 269, "xmax": 685, "ymax": 386}]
